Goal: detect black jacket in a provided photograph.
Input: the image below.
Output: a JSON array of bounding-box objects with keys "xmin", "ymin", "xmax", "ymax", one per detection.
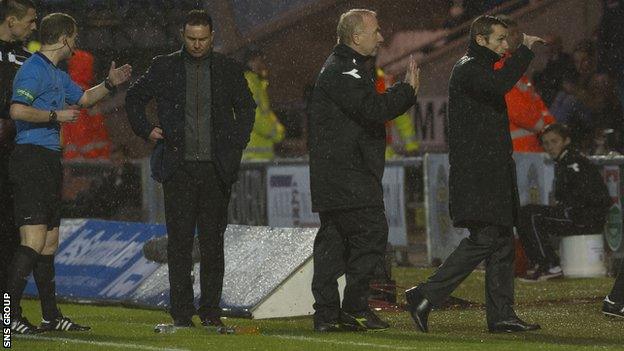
[
  {"xmin": 308, "ymin": 44, "xmax": 416, "ymax": 212},
  {"xmin": 554, "ymin": 148, "xmax": 611, "ymax": 228},
  {"xmin": 448, "ymin": 41, "xmax": 534, "ymax": 228},
  {"xmin": 125, "ymin": 49, "xmax": 255, "ymax": 184},
  {"xmin": 0, "ymin": 40, "xmax": 30, "ymax": 151}
]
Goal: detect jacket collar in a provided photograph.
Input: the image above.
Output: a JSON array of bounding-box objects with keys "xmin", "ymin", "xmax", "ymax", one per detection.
[
  {"xmin": 555, "ymin": 147, "xmax": 572, "ymax": 163},
  {"xmin": 181, "ymin": 45, "xmax": 213, "ymax": 62},
  {"xmin": 333, "ymin": 43, "xmax": 372, "ymax": 66},
  {"xmin": 467, "ymin": 40, "xmax": 501, "ymax": 67}
]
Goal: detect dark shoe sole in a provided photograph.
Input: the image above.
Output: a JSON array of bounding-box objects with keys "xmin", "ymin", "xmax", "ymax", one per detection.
[
  {"xmin": 489, "ymin": 326, "xmax": 541, "ymax": 333},
  {"xmin": 405, "ymin": 289, "xmax": 429, "ymax": 333}
]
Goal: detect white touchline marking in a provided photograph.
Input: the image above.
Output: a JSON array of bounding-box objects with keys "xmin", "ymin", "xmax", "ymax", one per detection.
[
  {"xmin": 16, "ymin": 335, "xmax": 191, "ymax": 351},
  {"xmin": 268, "ymin": 334, "xmax": 441, "ymax": 350}
]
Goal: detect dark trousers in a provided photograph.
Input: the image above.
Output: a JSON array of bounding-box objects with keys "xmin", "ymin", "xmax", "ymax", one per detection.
[
  {"xmin": 311, "ymin": 206, "xmax": 388, "ymax": 321},
  {"xmin": 163, "ymin": 161, "xmax": 230, "ymax": 321},
  {"xmin": 609, "ymin": 257, "xmax": 624, "ymax": 303},
  {"xmin": 517, "ymin": 205, "xmax": 590, "ymax": 268},
  {"xmin": 419, "ymin": 224, "xmax": 516, "ymax": 327},
  {"xmin": 0, "ymin": 153, "xmax": 19, "ymax": 294}
]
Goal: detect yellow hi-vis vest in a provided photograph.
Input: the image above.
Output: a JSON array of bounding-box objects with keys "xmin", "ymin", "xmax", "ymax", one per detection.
[{"xmin": 242, "ymin": 71, "xmax": 285, "ymax": 160}]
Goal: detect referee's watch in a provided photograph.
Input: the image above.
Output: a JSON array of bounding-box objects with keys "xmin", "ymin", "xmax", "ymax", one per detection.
[
  {"xmin": 49, "ymin": 110, "xmax": 57, "ymax": 123},
  {"xmin": 104, "ymin": 77, "xmax": 116, "ymax": 94}
]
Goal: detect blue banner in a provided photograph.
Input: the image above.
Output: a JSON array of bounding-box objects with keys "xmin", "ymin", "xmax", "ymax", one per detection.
[{"xmin": 25, "ymin": 219, "xmax": 166, "ymax": 301}]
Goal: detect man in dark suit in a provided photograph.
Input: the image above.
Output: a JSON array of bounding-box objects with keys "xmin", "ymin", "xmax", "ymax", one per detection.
[
  {"xmin": 125, "ymin": 9, "xmax": 255, "ymax": 329},
  {"xmin": 405, "ymin": 15, "xmax": 543, "ymax": 333},
  {"xmin": 308, "ymin": 9, "xmax": 419, "ymax": 332}
]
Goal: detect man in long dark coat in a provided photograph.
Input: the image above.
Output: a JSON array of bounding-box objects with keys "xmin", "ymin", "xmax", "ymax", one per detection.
[{"xmin": 405, "ymin": 15, "xmax": 543, "ymax": 333}]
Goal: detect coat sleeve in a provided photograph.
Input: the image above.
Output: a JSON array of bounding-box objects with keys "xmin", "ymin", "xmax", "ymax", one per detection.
[
  {"xmin": 318, "ymin": 66, "xmax": 416, "ymax": 123},
  {"xmin": 461, "ymin": 45, "xmax": 534, "ymax": 99},
  {"xmin": 125, "ymin": 56, "xmax": 160, "ymax": 140},
  {"xmin": 231, "ymin": 64, "xmax": 256, "ymax": 149}
]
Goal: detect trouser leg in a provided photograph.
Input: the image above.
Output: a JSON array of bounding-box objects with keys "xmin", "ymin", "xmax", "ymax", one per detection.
[
  {"xmin": 196, "ymin": 163, "xmax": 230, "ymax": 319},
  {"xmin": 337, "ymin": 207, "xmax": 388, "ymax": 313},
  {"xmin": 0, "ymin": 154, "xmax": 18, "ymax": 295},
  {"xmin": 311, "ymin": 212, "xmax": 346, "ymax": 322},
  {"xmin": 484, "ymin": 226, "xmax": 516, "ymax": 326},
  {"xmin": 419, "ymin": 224, "xmax": 506, "ymax": 307},
  {"xmin": 163, "ymin": 165, "xmax": 199, "ymax": 321},
  {"xmin": 517, "ymin": 205, "xmax": 580, "ymax": 268},
  {"xmin": 609, "ymin": 258, "xmax": 624, "ymax": 303}
]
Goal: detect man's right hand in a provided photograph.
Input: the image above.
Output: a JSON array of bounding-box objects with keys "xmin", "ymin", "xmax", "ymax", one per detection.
[
  {"xmin": 56, "ymin": 108, "xmax": 80, "ymax": 123},
  {"xmin": 404, "ymin": 55, "xmax": 420, "ymax": 96},
  {"xmin": 149, "ymin": 127, "xmax": 164, "ymax": 141}
]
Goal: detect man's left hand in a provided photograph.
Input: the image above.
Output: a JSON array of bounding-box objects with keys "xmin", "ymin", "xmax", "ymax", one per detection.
[
  {"xmin": 522, "ymin": 34, "xmax": 545, "ymax": 50},
  {"xmin": 107, "ymin": 61, "xmax": 133, "ymax": 87}
]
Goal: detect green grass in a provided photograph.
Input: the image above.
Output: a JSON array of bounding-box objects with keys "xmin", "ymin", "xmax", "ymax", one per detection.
[{"xmin": 10, "ymin": 268, "xmax": 623, "ymax": 351}]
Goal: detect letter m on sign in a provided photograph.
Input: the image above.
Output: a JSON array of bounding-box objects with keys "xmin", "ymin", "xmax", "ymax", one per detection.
[{"xmin": 414, "ymin": 100, "xmax": 436, "ymax": 141}]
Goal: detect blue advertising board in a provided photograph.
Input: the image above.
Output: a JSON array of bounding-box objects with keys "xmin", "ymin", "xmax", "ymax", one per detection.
[{"xmin": 25, "ymin": 219, "xmax": 166, "ymax": 301}]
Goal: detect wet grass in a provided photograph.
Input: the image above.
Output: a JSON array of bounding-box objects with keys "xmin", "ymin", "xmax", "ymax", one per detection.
[{"xmin": 12, "ymin": 267, "xmax": 621, "ymax": 351}]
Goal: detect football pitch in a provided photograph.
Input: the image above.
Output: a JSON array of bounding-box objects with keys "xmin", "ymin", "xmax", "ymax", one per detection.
[{"xmin": 11, "ymin": 268, "xmax": 623, "ymax": 351}]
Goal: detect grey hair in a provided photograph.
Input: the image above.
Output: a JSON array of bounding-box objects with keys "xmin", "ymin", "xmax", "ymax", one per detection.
[{"xmin": 336, "ymin": 9, "xmax": 377, "ymax": 45}]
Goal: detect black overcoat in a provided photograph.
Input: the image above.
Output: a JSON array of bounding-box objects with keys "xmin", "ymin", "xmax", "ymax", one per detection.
[{"xmin": 448, "ymin": 41, "xmax": 533, "ymax": 227}]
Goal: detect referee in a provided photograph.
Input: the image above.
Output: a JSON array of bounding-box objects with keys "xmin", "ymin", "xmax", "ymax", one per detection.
[{"xmin": 7, "ymin": 12, "xmax": 131, "ymax": 334}]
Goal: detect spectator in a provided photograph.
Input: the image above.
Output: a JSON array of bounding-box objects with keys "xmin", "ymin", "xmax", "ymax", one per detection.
[
  {"xmin": 242, "ymin": 48, "xmax": 285, "ymax": 160},
  {"xmin": 549, "ymin": 77, "xmax": 593, "ymax": 152},
  {"xmin": 597, "ymin": 0, "xmax": 624, "ymax": 108},
  {"xmin": 581, "ymin": 73, "xmax": 624, "ymax": 154},
  {"xmin": 572, "ymin": 40, "xmax": 598, "ymax": 92},
  {"xmin": 532, "ymin": 34, "xmax": 576, "ymax": 106},
  {"xmin": 495, "ymin": 15, "xmax": 555, "ymax": 152},
  {"xmin": 517, "ymin": 123, "xmax": 611, "ymax": 281}
]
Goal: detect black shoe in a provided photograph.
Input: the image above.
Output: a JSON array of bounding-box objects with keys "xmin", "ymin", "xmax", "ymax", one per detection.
[
  {"xmin": 11, "ymin": 316, "xmax": 41, "ymax": 334},
  {"xmin": 200, "ymin": 316, "xmax": 224, "ymax": 328},
  {"xmin": 340, "ymin": 309, "xmax": 389, "ymax": 331},
  {"xmin": 313, "ymin": 319, "xmax": 342, "ymax": 332},
  {"xmin": 489, "ymin": 318, "xmax": 541, "ymax": 333},
  {"xmin": 172, "ymin": 318, "xmax": 195, "ymax": 328},
  {"xmin": 405, "ymin": 287, "xmax": 431, "ymax": 333},
  {"xmin": 602, "ymin": 296, "xmax": 624, "ymax": 319},
  {"xmin": 518, "ymin": 265, "xmax": 563, "ymax": 282},
  {"xmin": 39, "ymin": 316, "xmax": 90, "ymax": 332}
]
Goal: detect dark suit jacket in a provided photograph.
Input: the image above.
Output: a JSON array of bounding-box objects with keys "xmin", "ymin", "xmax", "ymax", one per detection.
[{"xmin": 125, "ymin": 49, "xmax": 255, "ymax": 184}]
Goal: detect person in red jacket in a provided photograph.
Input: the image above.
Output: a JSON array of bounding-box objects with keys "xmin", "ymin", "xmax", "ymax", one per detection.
[{"xmin": 495, "ymin": 16, "xmax": 555, "ymax": 153}]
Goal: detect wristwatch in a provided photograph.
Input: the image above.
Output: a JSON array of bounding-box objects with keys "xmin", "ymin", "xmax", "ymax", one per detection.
[
  {"xmin": 49, "ymin": 110, "xmax": 57, "ymax": 123},
  {"xmin": 104, "ymin": 77, "xmax": 116, "ymax": 93}
]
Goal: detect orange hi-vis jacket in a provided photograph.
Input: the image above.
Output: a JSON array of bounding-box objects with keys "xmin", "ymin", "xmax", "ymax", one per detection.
[
  {"xmin": 494, "ymin": 56, "xmax": 555, "ymax": 152},
  {"xmin": 63, "ymin": 49, "xmax": 111, "ymax": 159}
]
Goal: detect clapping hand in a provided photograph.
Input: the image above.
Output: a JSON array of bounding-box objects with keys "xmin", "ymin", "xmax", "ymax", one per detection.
[
  {"xmin": 404, "ymin": 55, "xmax": 420, "ymax": 96},
  {"xmin": 522, "ymin": 33, "xmax": 545, "ymax": 50}
]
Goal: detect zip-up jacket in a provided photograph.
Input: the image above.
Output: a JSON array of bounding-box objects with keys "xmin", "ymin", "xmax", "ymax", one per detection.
[
  {"xmin": 554, "ymin": 147, "xmax": 611, "ymax": 229},
  {"xmin": 308, "ymin": 44, "xmax": 416, "ymax": 211}
]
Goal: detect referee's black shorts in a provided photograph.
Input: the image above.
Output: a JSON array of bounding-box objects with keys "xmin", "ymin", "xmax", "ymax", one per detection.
[{"xmin": 9, "ymin": 144, "xmax": 62, "ymax": 230}]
